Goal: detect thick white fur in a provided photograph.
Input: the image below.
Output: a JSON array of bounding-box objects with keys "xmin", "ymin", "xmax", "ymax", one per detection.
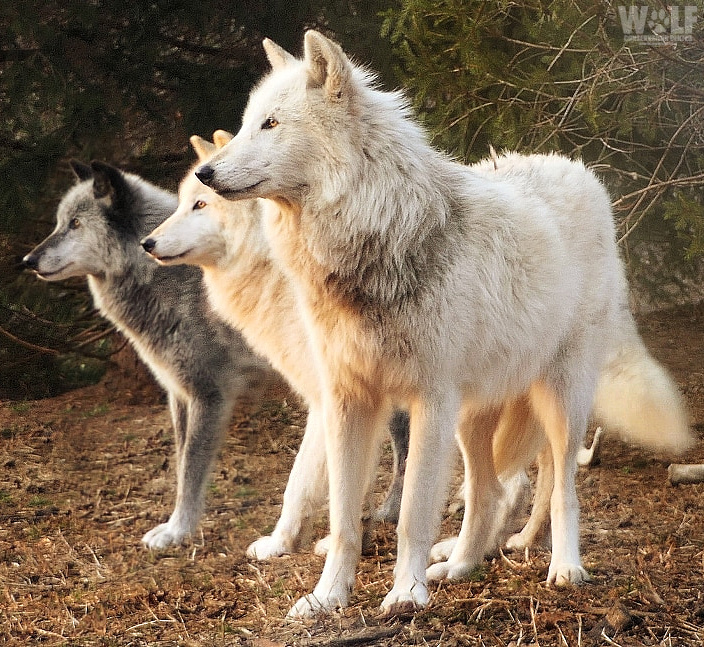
[{"xmin": 198, "ymin": 32, "xmax": 690, "ymax": 618}]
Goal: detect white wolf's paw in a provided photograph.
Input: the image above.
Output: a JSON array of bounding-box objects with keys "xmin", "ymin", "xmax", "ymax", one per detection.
[
  {"xmin": 426, "ymin": 559, "xmax": 479, "ymax": 582},
  {"xmin": 547, "ymin": 562, "xmax": 590, "ymax": 587},
  {"xmin": 430, "ymin": 537, "xmax": 458, "ymax": 563},
  {"xmin": 314, "ymin": 535, "xmax": 331, "ymax": 556},
  {"xmin": 380, "ymin": 581, "xmax": 429, "ymax": 616},
  {"xmin": 505, "ymin": 532, "xmax": 530, "ymax": 552},
  {"xmin": 286, "ymin": 590, "xmax": 348, "ymax": 619},
  {"xmin": 246, "ymin": 535, "xmax": 293, "ymax": 560},
  {"xmin": 141, "ymin": 521, "xmax": 190, "ymax": 549}
]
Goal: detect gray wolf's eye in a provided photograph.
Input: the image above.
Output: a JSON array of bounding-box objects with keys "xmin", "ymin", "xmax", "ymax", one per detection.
[
  {"xmin": 69, "ymin": 218, "xmax": 80, "ymax": 230},
  {"xmin": 194, "ymin": 200, "xmax": 207, "ymax": 210},
  {"xmin": 261, "ymin": 117, "xmax": 279, "ymax": 130}
]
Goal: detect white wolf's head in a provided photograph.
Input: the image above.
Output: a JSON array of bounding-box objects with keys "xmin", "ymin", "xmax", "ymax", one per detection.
[
  {"xmin": 23, "ymin": 161, "xmax": 146, "ymax": 281},
  {"xmin": 142, "ymin": 131, "xmax": 262, "ymax": 268},
  {"xmin": 196, "ymin": 31, "xmax": 383, "ymax": 206}
]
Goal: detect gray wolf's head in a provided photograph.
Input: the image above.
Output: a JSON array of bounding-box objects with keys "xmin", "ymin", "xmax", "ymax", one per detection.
[
  {"xmin": 195, "ymin": 30, "xmax": 377, "ymax": 206},
  {"xmin": 23, "ymin": 161, "xmax": 143, "ymax": 280}
]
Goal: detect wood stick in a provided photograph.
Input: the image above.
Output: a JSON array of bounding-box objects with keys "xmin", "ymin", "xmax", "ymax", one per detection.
[{"xmin": 668, "ymin": 464, "xmax": 704, "ymax": 485}]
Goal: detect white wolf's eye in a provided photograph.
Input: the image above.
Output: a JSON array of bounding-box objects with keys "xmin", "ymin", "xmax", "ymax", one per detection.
[
  {"xmin": 193, "ymin": 200, "xmax": 207, "ymax": 210},
  {"xmin": 69, "ymin": 218, "xmax": 80, "ymax": 230},
  {"xmin": 261, "ymin": 117, "xmax": 279, "ymax": 130}
]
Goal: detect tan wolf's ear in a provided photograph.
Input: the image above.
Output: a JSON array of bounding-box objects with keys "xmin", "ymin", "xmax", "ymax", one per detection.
[
  {"xmin": 212, "ymin": 130, "xmax": 234, "ymax": 148},
  {"xmin": 303, "ymin": 30, "xmax": 350, "ymax": 102},
  {"xmin": 263, "ymin": 38, "xmax": 296, "ymax": 70},
  {"xmin": 190, "ymin": 135, "xmax": 217, "ymax": 161}
]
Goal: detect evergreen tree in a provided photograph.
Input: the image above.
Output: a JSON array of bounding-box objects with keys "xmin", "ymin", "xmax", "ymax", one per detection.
[{"xmin": 383, "ymin": 0, "xmax": 704, "ymax": 255}]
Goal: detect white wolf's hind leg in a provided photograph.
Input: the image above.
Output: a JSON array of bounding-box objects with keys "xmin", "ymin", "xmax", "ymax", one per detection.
[
  {"xmin": 427, "ymin": 404, "xmax": 503, "ymax": 582},
  {"xmin": 529, "ymin": 380, "xmax": 589, "ymax": 586},
  {"xmin": 505, "ymin": 446, "xmax": 553, "ymax": 551}
]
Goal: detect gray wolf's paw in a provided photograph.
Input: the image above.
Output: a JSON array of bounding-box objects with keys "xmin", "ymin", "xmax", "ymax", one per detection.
[
  {"xmin": 429, "ymin": 536, "xmax": 458, "ymax": 563},
  {"xmin": 247, "ymin": 535, "xmax": 293, "ymax": 560},
  {"xmin": 141, "ymin": 521, "xmax": 190, "ymax": 549},
  {"xmin": 547, "ymin": 562, "xmax": 590, "ymax": 586}
]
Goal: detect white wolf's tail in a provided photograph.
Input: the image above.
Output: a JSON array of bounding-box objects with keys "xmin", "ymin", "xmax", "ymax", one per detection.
[
  {"xmin": 591, "ymin": 312, "xmax": 694, "ymax": 456},
  {"xmin": 493, "ymin": 309, "xmax": 694, "ymax": 474}
]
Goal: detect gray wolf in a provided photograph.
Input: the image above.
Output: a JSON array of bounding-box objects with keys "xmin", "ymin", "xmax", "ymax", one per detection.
[
  {"xmin": 142, "ymin": 132, "xmax": 411, "ymax": 559},
  {"xmin": 196, "ymin": 31, "xmax": 692, "ymax": 617},
  {"xmin": 22, "ymin": 161, "xmax": 272, "ymax": 550}
]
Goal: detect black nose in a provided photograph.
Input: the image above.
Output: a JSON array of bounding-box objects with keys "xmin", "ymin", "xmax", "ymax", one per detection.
[
  {"xmin": 22, "ymin": 254, "xmax": 39, "ymax": 271},
  {"xmin": 141, "ymin": 238, "xmax": 156, "ymax": 253},
  {"xmin": 195, "ymin": 165, "xmax": 214, "ymax": 185}
]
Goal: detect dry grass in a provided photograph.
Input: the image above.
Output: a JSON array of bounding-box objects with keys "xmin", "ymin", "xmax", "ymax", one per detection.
[{"xmin": 1, "ymin": 304, "xmax": 703, "ymax": 646}]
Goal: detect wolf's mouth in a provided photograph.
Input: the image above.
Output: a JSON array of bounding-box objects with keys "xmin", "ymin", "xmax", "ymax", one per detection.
[
  {"xmin": 150, "ymin": 249, "xmax": 193, "ymax": 264},
  {"xmin": 213, "ymin": 179, "xmax": 265, "ymax": 199},
  {"xmin": 36, "ymin": 262, "xmax": 74, "ymax": 279}
]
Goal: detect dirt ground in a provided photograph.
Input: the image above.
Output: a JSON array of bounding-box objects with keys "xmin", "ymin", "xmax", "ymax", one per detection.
[{"xmin": 1, "ymin": 303, "xmax": 703, "ymax": 646}]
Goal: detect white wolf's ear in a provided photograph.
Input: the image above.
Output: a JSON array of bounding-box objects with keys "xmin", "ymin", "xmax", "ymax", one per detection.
[
  {"xmin": 212, "ymin": 130, "xmax": 234, "ymax": 148},
  {"xmin": 263, "ymin": 38, "xmax": 296, "ymax": 70},
  {"xmin": 190, "ymin": 135, "xmax": 217, "ymax": 161},
  {"xmin": 69, "ymin": 159, "xmax": 93, "ymax": 183},
  {"xmin": 303, "ymin": 30, "xmax": 351, "ymax": 102}
]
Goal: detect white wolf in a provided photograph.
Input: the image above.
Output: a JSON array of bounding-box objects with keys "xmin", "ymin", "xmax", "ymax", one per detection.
[
  {"xmin": 196, "ymin": 32, "xmax": 692, "ymax": 617},
  {"xmin": 142, "ymin": 132, "xmax": 412, "ymax": 558},
  {"xmin": 146, "ymin": 135, "xmax": 692, "ymax": 570}
]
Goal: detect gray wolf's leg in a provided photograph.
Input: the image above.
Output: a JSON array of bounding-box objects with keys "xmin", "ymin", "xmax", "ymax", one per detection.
[{"xmin": 143, "ymin": 390, "xmax": 231, "ymax": 549}]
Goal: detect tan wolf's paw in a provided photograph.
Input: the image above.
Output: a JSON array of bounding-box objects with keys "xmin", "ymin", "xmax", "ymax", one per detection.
[
  {"xmin": 547, "ymin": 563, "xmax": 590, "ymax": 586},
  {"xmin": 380, "ymin": 582, "xmax": 428, "ymax": 616},
  {"xmin": 141, "ymin": 521, "xmax": 190, "ymax": 549},
  {"xmin": 287, "ymin": 590, "xmax": 347, "ymax": 618},
  {"xmin": 426, "ymin": 559, "xmax": 479, "ymax": 582},
  {"xmin": 314, "ymin": 535, "xmax": 331, "ymax": 556},
  {"xmin": 429, "ymin": 536, "xmax": 458, "ymax": 563},
  {"xmin": 246, "ymin": 535, "xmax": 293, "ymax": 560}
]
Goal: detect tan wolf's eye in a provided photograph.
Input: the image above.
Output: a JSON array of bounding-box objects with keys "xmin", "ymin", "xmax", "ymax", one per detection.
[
  {"xmin": 69, "ymin": 218, "xmax": 80, "ymax": 230},
  {"xmin": 194, "ymin": 200, "xmax": 207, "ymax": 210},
  {"xmin": 261, "ymin": 117, "xmax": 279, "ymax": 130}
]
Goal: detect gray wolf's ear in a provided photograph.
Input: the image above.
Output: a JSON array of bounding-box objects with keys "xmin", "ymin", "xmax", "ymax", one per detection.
[
  {"xmin": 69, "ymin": 159, "xmax": 93, "ymax": 183},
  {"xmin": 212, "ymin": 130, "xmax": 234, "ymax": 148},
  {"xmin": 263, "ymin": 38, "xmax": 296, "ymax": 70},
  {"xmin": 190, "ymin": 135, "xmax": 217, "ymax": 161},
  {"xmin": 90, "ymin": 161, "xmax": 127, "ymax": 205},
  {"xmin": 303, "ymin": 30, "xmax": 350, "ymax": 101}
]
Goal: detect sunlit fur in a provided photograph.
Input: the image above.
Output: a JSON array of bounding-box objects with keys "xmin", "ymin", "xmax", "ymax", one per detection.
[{"xmin": 200, "ymin": 32, "xmax": 692, "ymax": 617}]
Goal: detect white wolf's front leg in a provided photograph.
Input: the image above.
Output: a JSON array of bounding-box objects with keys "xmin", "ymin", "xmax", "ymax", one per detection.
[
  {"xmin": 287, "ymin": 397, "xmax": 385, "ymax": 618},
  {"xmin": 248, "ymin": 404, "xmax": 327, "ymax": 559},
  {"xmin": 381, "ymin": 393, "xmax": 459, "ymax": 615}
]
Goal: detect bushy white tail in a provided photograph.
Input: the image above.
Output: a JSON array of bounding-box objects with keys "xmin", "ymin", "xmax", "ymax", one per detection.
[{"xmin": 592, "ymin": 323, "xmax": 694, "ymax": 456}]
